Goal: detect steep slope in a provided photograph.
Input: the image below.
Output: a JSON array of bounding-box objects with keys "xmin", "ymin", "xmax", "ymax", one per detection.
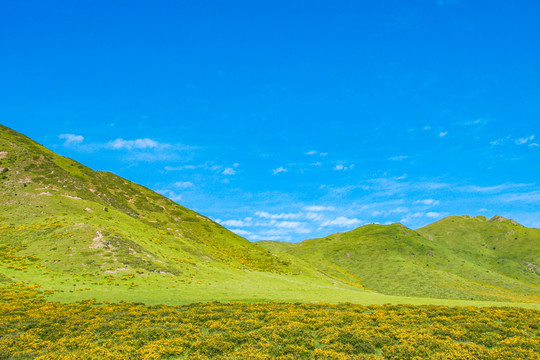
[
  {"xmin": 259, "ymin": 220, "xmax": 540, "ymax": 302},
  {"xmin": 0, "ymin": 125, "xmax": 311, "ymax": 297}
]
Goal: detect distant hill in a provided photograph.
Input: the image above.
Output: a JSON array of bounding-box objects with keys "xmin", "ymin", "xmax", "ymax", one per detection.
[{"xmin": 259, "ymin": 218, "xmax": 540, "ymax": 302}]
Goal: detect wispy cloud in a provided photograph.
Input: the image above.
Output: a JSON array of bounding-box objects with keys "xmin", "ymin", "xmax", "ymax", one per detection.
[
  {"xmin": 400, "ymin": 211, "xmax": 446, "ymax": 224},
  {"xmin": 303, "ymin": 205, "xmax": 335, "ymax": 212},
  {"xmin": 173, "ymin": 181, "xmax": 194, "ymax": 189},
  {"xmin": 106, "ymin": 138, "xmax": 167, "ymax": 150},
  {"xmin": 156, "ymin": 189, "xmax": 183, "ymax": 202},
  {"xmin": 221, "ymin": 219, "xmax": 249, "ymax": 227},
  {"xmin": 222, "ymin": 167, "xmax": 236, "ymax": 175},
  {"xmin": 272, "ymin": 167, "xmax": 287, "ymax": 175},
  {"xmin": 463, "ymin": 119, "xmax": 484, "ymax": 126},
  {"xmin": 229, "ymin": 229, "xmax": 252, "ymax": 236},
  {"xmin": 164, "ymin": 163, "xmax": 223, "ymax": 172},
  {"xmin": 321, "ymin": 216, "xmax": 363, "ymax": 227},
  {"xmin": 305, "ymin": 150, "xmax": 327, "ymax": 156},
  {"xmin": 165, "ymin": 165, "xmax": 197, "ymax": 171},
  {"xmin": 59, "ymin": 134, "xmax": 84, "ymax": 146},
  {"xmin": 439, "ymin": 131, "xmax": 448, "ymax": 137},
  {"xmin": 255, "ymin": 211, "xmax": 301, "ymax": 220},
  {"xmin": 334, "ymin": 164, "xmax": 354, "ymax": 171},
  {"xmin": 389, "ymin": 155, "xmax": 408, "ymax": 161},
  {"xmin": 497, "ymin": 190, "xmax": 540, "ymax": 204},
  {"xmin": 457, "ymin": 183, "xmax": 531, "ymax": 194},
  {"xmin": 491, "ymin": 135, "xmax": 536, "ymax": 147},
  {"xmin": 413, "ymin": 199, "xmax": 440, "ymax": 206},
  {"xmin": 516, "ymin": 135, "xmax": 535, "ymax": 145}
]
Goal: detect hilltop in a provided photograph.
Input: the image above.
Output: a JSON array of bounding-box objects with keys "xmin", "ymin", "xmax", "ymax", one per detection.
[{"xmin": 259, "ymin": 217, "xmax": 540, "ymax": 303}]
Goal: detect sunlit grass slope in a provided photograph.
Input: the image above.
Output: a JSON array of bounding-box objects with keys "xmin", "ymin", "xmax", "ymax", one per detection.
[
  {"xmin": 0, "ymin": 124, "xmax": 359, "ymax": 304},
  {"xmin": 259, "ymin": 220, "xmax": 540, "ymax": 303},
  {"xmin": 1, "ymin": 124, "xmax": 538, "ymax": 307}
]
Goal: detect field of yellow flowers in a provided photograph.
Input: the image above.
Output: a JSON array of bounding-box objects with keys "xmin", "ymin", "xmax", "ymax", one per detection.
[{"xmin": 0, "ymin": 283, "xmax": 538, "ymax": 359}]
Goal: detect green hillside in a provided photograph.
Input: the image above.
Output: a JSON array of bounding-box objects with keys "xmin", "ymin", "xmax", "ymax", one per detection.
[
  {"xmin": 1, "ymin": 124, "xmax": 539, "ymax": 307},
  {"xmin": 259, "ymin": 220, "xmax": 540, "ymax": 303},
  {"xmin": 417, "ymin": 215, "xmax": 540, "ymax": 297},
  {"xmin": 0, "ymin": 124, "xmax": 371, "ymax": 304}
]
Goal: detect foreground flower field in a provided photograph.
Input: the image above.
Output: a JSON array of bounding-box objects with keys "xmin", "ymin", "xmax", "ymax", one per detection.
[{"xmin": 0, "ymin": 284, "xmax": 538, "ymax": 359}]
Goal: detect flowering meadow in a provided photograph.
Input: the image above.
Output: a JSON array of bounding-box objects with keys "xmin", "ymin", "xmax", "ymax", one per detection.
[{"xmin": 0, "ymin": 284, "xmax": 538, "ymax": 359}]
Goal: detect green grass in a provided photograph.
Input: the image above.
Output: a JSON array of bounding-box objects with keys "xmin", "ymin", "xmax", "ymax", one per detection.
[
  {"xmin": 1, "ymin": 124, "xmax": 539, "ymax": 308},
  {"xmin": 258, "ymin": 220, "xmax": 540, "ymax": 303}
]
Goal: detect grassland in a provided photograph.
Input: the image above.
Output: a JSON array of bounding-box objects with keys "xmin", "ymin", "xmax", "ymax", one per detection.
[
  {"xmin": 1, "ymin": 124, "xmax": 539, "ymax": 308},
  {"xmin": 1, "ymin": 284, "xmax": 539, "ymax": 359},
  {"xmin": 259, "ymin": 219, "xmax": 540, "ymax": 304}
]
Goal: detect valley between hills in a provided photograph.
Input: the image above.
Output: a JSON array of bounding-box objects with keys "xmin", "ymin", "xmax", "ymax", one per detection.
[{"xmin": 0, "ymin": 124, "xmax": 539, "ymax": 308}]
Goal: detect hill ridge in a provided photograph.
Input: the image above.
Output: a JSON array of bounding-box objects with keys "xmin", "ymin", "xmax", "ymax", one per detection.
[{"xmin": 1, "ymin": 124, "xmax": 539, "ymax": 305}]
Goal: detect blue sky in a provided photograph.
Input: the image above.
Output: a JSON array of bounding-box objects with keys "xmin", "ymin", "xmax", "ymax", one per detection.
[{"xmin": 1, "ymin": 1, "xmax": 539, "ymax": 241}]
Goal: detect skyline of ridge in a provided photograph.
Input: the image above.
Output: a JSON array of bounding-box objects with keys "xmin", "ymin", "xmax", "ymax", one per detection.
[{"xmin": 1, "ymin": 124, "xmax": 538, "ymax": 243}]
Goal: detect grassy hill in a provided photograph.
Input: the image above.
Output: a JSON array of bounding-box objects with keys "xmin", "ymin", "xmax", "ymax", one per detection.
[
  {"xmin": 0, "ymin": 124, "xmax": 374, "ymax": 304},
  {"xmin": 259, "ymin": 219, "xmax": 540, "ymax": 303},
  {"xmin": 1, "ymin": 124, "xmax": 539, "ymax": 307}
]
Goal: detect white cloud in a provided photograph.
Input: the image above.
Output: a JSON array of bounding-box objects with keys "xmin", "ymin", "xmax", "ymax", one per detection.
[
  {"xmin": 490, "ymin": 139, "xmax": 503, "ymax": 146},
  {"xmin": 165, "ymin": 165, "xmax": 196, "ymax": 171},
  {"xmin": 250, "ymin": 234, "xmax": 292, "ymax": 241},
  {"xmin": 304, "ymin": 212, "xmax": 324, "ymax": 221},
  {"xmin": 230, "ymin": 229, "xmax": 252, "ymax": 236},
  {"xmin": 389, "ymin": 155, "xmax": 408, "ymax": 161},
  {"xmin": 334, "ymin": 164, "xmax": 354, "ymax": 171},
  {"xmin": 221, "ymin": 219, "xmax": 249, "ymax": 227},
  {"xmin": 303, "ymin": 205, "xmax": 335, "ymax": 212},
  {"xmin": 321, "ymin": 217, "xmax": 363, "ymax": 227},
  {"xmin": 156, "ymin": 189, "xmax": 182, "ymax": 202},
  {"xmin": 275, "ymin": 221, "xmax": 303, "ymax": 229},
  {"xmin": 387, "ymin": 207, "xmax": 409, "ymax": 214},
  {"xmin": 305, "ymin": 150, "xmax": 327, "ymax": 156},
  {"xmin": 423, "ymin": 126, "xmax": 431, "ymax": 130},
  {"xmin": 516, "ymin": 135, "xmax": 535, "ymax": 145},
  {"xmin": 312, "ymin": 162, "xmax": 322, "ymax": 166},
  {"xmin": 439, "ymin": 131, "xmax": 447, "ymax": 137},
  {"xmin": 272, "ymin": 167, "xmax": 287, "ymax": 175},
  {"xmin": 464, "ymin": 119, "xmax": 482, "ymax": 125},
  {"xmin": 106, "ymin": 138, "xmax": 166, "ymax": 150},
  {"xmin": 173, "ymin": 181, "xmax": 194, "ymax": 189},
  {"xmin": 414, "ymin": 199, "xmax": 440, "ymax": 206},
  {"xmin": 222, "ymin": 168, "xmax": 236, "ymax": 175},
  {"xmin": 400, "ymin": 211, "xmax": 448, "ymax": 224},
  {"xmin": 233, "ymin": 163, "xmax": 239, "ymax": 167},
  {"xmin": 529, "ymin": 143, "xmax": 539, "ymax": 147},
  {"xmin": 255, "ymin": 211, "xmax": 301, "ymax": 220},
  {"xmin": 497, "ymin": 190, "xmax": 540, "ymax": 204},
  {"xmin": 457, "ymin": 183, "xmax": 530, "ymax": 193},
  {"xmin": 59, "ymin": 134, "xmax": 84, "ymax": 146}
]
